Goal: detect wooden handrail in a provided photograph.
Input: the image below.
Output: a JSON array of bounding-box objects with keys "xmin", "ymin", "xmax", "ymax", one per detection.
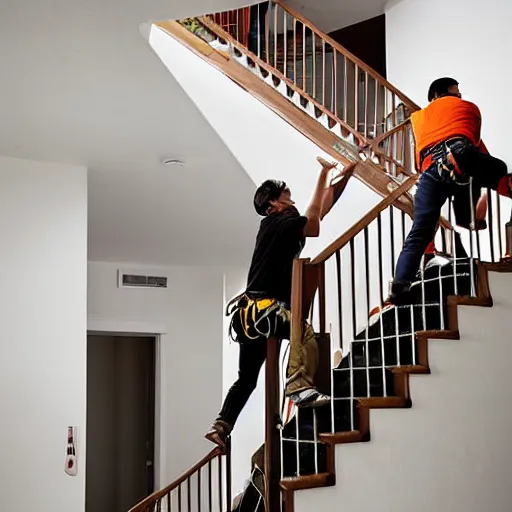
[
  {"xmin": 310, "ymin": 175, "xmax": 419, "ymax": 265},
  {"xmin": 372, "ymin": 153, "xmax": 413, "ymax": 177},
  {"xmin": 199, "ymin": 16, "xmax": 367, "ymax": 148},
  {"xmin": 372, "ymin": 118, "xmax": 413, "ymax": 148},
  {"xmin": 128, "ymin": 447, "xmax": 222, "ymax": 511},
  {"xmin": 274, "ymin": 0, "xmax": 420, "ymax": 114}
]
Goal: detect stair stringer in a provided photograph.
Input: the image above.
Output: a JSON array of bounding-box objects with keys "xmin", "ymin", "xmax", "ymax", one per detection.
[{"xmin": 292, "ymin": 268, "xmax": 512, "ymax": 512}]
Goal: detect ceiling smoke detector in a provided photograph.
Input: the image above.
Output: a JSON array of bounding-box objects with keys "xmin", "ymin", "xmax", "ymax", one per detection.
[{"xmin": 161, "ymin": 157, "xmax": 185, "ymax": 167}]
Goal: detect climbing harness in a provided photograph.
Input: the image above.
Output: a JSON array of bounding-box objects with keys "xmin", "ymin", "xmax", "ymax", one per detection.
[
  {"xmin": 226, "ymin": 292, "xmax": 287, "ymax": 342},
  {"xmin": 420, "ymin": 137, "xmax": 470, "ymax": 185}
]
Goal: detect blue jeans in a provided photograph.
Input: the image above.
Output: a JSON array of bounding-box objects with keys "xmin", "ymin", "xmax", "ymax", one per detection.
[
  {"xmin": 395, "ymin": 141, "xmax": 509, "ymax": 286},
  {"xmin": 395, "ymin": 167, "xmax": 473, "ymax": 285}
]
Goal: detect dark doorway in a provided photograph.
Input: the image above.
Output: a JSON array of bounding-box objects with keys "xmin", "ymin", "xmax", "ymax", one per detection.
[
  {"xmin": 329, "ymin": 15, "xmax": 387, "ymax": 78},
  {"xmin": 86, "ymin": 334, "xmax": 156, "ymax": 512}
]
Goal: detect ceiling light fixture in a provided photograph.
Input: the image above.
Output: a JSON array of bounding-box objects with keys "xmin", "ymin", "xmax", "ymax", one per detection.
[{"xmin": 161, "ymin": 157, "xmax": 186, "ymax": 167}]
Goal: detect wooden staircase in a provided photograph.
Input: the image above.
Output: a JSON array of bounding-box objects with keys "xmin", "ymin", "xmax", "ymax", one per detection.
[
  {"xmin": 155, "ymin": 8, "xmax": 418, "ymax": 218},
  {"xmin": 131, "ymin": 5, "xmax": 512, "ymax": 512}
]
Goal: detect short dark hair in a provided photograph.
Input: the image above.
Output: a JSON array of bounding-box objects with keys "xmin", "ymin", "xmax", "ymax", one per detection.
[
  {"xmin": 253, "ymin": 179, "xmax": 286, "ymax": 216},
  {"xmin": 427, "ymin": 77, "xmax": 459, "ymax": 102}
]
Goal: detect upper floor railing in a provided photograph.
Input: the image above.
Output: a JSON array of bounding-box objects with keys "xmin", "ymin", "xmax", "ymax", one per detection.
[{"xmin": 203, "ymin": 1, "xmax": 419, "ymax": 142}]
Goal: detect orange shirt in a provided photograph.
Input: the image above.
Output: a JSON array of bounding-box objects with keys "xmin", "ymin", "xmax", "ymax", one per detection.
[{"xmin": 411, "ymin": 96, "xmax": 487, "ymax": 170}]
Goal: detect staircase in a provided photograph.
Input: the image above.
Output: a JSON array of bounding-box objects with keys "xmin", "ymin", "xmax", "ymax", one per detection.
[
  {"xmin": 155, "ymin": 5, "xmax": 417, "ymax": 217},
  {"xmin": 132, "ymin": 3, "xmax": 512, "ymax": 512}
]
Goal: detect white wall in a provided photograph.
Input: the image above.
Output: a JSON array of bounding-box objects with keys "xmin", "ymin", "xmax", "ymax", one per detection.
[
  {"xmin": 295, "ymin": 270, "xmax": 512, "ymax": 512},
  {"xmin": 87, "ymin": 262, "xmax": 225, "ymax": 488},
  {"xmin": 0, "ymin": 156, "xmax": 87, "ymax": 511},
  {"xmin": 386, "ymin": 0, "xmax": 512, "ymax": 162},
  {"xmin": 148, "ymin": 25, "xmax": 382, "ymax": 261}
]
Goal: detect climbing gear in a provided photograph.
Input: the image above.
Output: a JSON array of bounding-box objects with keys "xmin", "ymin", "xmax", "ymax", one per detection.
[
  {"xmin": 420, "ymin": 137, "xmax": 470, "ymax": 185},
  {"xmin": 226, "ymin": 292, "xmax": 286, "ymax": 342}
]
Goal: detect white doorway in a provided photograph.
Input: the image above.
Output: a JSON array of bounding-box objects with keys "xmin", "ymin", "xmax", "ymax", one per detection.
[{"xmin": 86, "ymin": 333, "xmax": 156, "ymax": 512}]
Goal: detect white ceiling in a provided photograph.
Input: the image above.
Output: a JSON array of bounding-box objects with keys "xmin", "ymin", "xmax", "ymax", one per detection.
[{"xmin": 0, "ymin": 0, "xmax": 387, "ymax": 266}]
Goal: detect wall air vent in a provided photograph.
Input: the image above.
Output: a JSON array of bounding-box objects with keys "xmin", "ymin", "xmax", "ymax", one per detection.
[{"xmin": 118, "ymin": 270, "xmax": 168, "ymax": 289}]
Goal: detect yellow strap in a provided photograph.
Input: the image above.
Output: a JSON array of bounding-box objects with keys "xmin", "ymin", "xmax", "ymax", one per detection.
[
  {"xmin": 239, "ymin": 298, "xmax": 277, "ymax": 337},
  {"xmin": 255, "ymin": 298, "xmax": 276, "ymax": 311}
]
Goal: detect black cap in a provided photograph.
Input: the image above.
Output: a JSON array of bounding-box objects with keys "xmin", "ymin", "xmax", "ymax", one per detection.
[{"xmin": 253, "ymin": 180, "xmax": 287, "ymax": 216}]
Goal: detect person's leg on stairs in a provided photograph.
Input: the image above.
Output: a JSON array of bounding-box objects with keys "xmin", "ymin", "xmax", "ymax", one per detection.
[
  {"xmin": 282, "ymin": 312, "xmax": 330, "ymax": 408},
  {"xmin": 206, "ymin": 336, "xmax": 267, "ymax": 448},
  {"xmin": 390, "ymin": 168, "xmax": 451, "ymax": 303},
  {"xmin": 454, "ymin": 146, "xmax": 512, "ymax": 259}
]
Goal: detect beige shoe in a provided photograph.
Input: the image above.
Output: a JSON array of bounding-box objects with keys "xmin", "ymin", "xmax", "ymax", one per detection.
[{"xmin": 290, "ymin": 389, "xmax": 330, "ymax": 408}]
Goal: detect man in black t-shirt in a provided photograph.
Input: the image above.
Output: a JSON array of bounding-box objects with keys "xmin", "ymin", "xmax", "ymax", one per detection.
[{"xmin": 205, "ymin": 157, "xmax": 356, "ymax": 449}]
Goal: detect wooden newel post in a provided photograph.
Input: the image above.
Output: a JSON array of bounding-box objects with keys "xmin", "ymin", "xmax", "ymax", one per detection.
[{"xmin": 265, "ymin": 336, "xmax": 282, "ymax": 512}]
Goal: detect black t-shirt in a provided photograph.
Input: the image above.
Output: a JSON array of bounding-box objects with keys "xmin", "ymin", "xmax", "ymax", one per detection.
[{"xmin": 246, "ymin": 208, "xmax": 307, "ymax": 304}]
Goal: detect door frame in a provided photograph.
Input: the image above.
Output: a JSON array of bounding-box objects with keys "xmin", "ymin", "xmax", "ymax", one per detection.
[{"xmin": 87, "ymin": 318, "xmax": 165, "ymax": 490}]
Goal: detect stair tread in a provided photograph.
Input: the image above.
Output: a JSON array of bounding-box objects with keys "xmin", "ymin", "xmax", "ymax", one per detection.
[
  {"xmin": 319, "ymin": 430, "xmax": 366, "ymax": 444},
  {"xmin": 358, "ymin": 396, "xmax": 409, "ymax": 408},
  {"xmin": 280, "ymin": 472, "xmax": 334, "ymax": 491},
  {"xmin": 391, "ymin": 364, "xmax": 430, "ymax": 374}
]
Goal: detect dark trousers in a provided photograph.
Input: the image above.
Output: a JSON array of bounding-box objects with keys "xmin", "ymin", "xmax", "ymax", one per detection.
[
  {"xmin": 395, "ymin": 146, "xmax": 508, "ymax": 285},
  {"xmin": 218, "ymin": 337, "xmax": 268, "ymax": 427},
  {"xmin": 218, "ymin": 303, "xmax": 318, "ymax": 428}
]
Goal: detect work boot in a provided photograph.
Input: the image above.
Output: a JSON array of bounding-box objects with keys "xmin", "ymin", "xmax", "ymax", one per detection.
[
  {"xmin": 368, "ymin": 280, "xmax": 412, "ymax": 327},
  {"xmin": 387, "ymin": 280, "xmax": 413, "ymax": 306},
  {"xmin": 289, "ymin": 388, "xmax": 330, "ymax": 408},
  {"xmin": 205, "ymin": 419, "xmax": 232, "ymax": 451}
]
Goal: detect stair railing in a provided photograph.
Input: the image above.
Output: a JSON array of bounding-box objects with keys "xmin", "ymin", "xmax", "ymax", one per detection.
[
  {"xmin": 370, "ymin": 119, "xmax": 415, "ymax": 179},
  {"xmin": 126, "ymin": 167, "xmax": 509, "ymax": 511},
  {"xmin": 201, "ymin": 1, "xmax": 419, "ymax": 142},
  {"xmin": 275, "ymin": 175, "xmax": 467, "ymax": 488},
  {"xmin": 197, "ymin": 14, "xmax": 366, "ymax": 150},
  {"xmin": 128, "ymin": 444, "xmax": 231, "ymax": 512},
  {"xmin": 278, "ymin": 166, "xmax": 510, "ymax": 491}
]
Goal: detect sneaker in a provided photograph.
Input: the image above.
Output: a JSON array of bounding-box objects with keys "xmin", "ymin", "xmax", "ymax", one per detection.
[
  {"xmin": 388, "ymin": 280, "xmax": 414, "ymax": 306},
  {"xmin": 205, "ymin": 420, "xmax": 232, "ymax": 450},
  {"xmin": 289, "ymin": 389, "xmax": 330, "ymax": 408}
]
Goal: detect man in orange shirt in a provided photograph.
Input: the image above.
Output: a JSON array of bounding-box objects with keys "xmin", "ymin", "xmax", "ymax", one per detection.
[{"xmin": 388, "ymin": 77, "xmax": 512, "ymax": 304}]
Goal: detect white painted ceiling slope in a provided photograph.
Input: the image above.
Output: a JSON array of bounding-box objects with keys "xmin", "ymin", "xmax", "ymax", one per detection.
[{"xmin": 0, "ymin": 0, "xmax": 386, "ymax": 265}]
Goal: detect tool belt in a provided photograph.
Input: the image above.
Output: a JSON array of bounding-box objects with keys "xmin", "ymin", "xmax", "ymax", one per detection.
[
  {"xmin": 420, "ymin": 137, "xmax": 471, "ymax": 185},
  {"xmin": 225, "ymin": 291, "xmax": 287, "ymax": 342}
]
